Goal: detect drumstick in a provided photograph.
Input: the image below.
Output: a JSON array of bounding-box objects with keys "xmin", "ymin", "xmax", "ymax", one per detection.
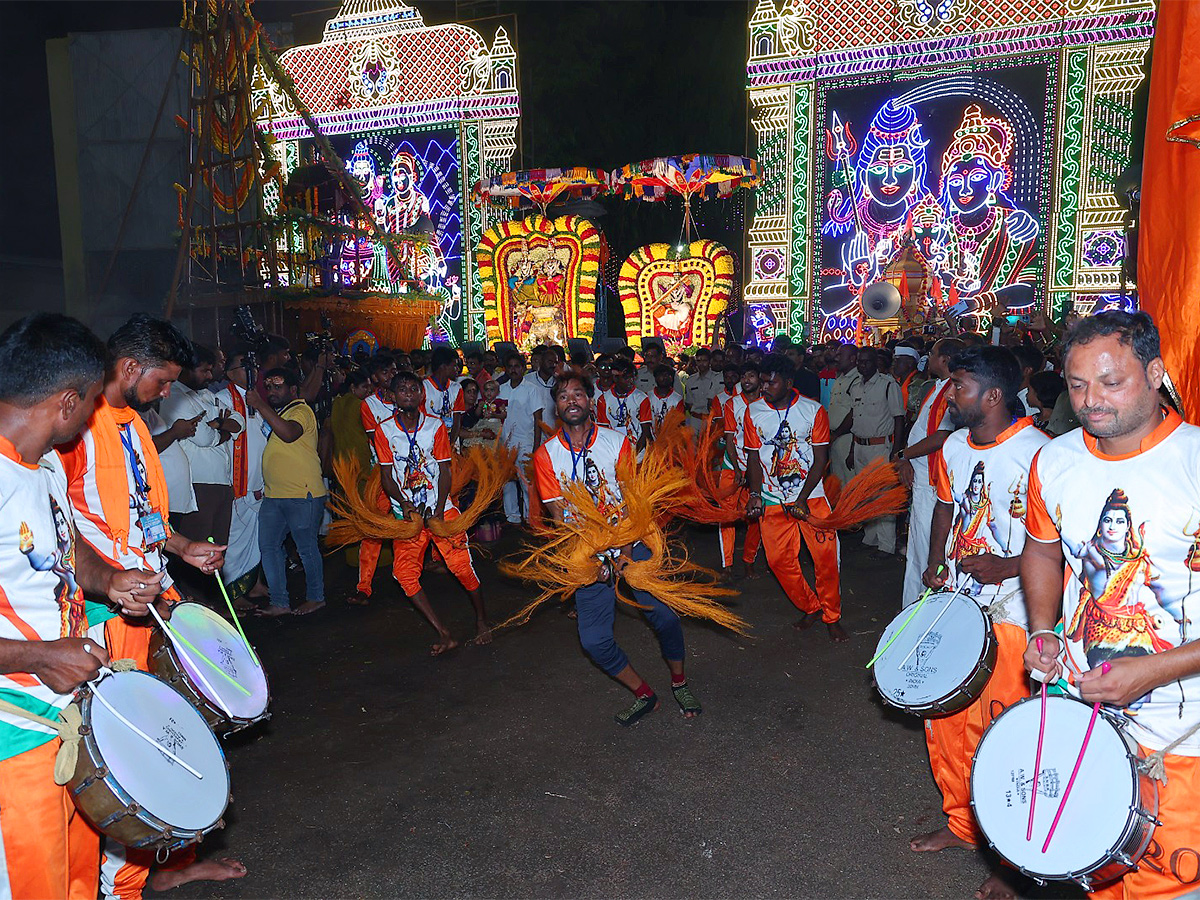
[
  {"xmin": 207, "ymin": 538, "xmax": 260, "ymax": 665},
  {"xmin": 148, "ymin": 604, "xmax": 248, "ymax": 709},
  {"xmin": 88, "ymin": 673, "xmax": 203, "ymax": 780},
  {"xmin": 866, "ymin": 565, "xmax": 946, "ymax": 669},
  {"xmin": 1040, "ymin": 661, "xmax": 1112, "ymax": 853},
  {"xmin": 898, "ymin": 577, "xmax": 970, "ymax": 669},
  {"xmin": 1027, "ymin": 637, "xmax": 1048, "ymax": 841}
]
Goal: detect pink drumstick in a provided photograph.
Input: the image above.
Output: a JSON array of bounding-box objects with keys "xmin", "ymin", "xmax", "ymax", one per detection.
[
  {"xmin": 1041, "ymin": 661, "xmax": 1112, "ymax": 853},
  {"xmin": 1027, "ymin": 637, "xmax": 1049, "ymax": 841}
]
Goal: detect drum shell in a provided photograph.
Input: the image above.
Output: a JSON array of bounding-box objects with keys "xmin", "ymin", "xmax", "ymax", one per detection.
[
  {"xmin": 873, "ymin": 598, "xmax": 999, "ymax": 718},
  {"xmin": 149, "ymin": 608, "xmax": 269, "ymax": 737},
  {"xmin": 65, "ymin": 689, "xmax": 226, "ymax": 852},
  {"xmin": 971, "ymin": 695, "xmax": 1159, "ymax": 890}
]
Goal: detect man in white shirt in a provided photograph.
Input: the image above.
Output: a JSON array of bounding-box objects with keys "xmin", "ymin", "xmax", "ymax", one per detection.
[
  {"xmin": 159, "ymin": 345, "xmax": 243, "ymax": 557},
  {"xmin": 142, "ymin": 405, "xmax": 200, "ymax": 519},
  {"xmin": 498, "ymin": 352, "xmax": 542, "ymax": 524},
  {"xmin": 683, "ymin": 348, "xmax": 722, "ymax": 432}
]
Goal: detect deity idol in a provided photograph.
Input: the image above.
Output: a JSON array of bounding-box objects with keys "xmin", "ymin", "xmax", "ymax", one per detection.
[
  {"xmin": 822, "ymin": 100, "xmax": 931, "ymax": 315},
  {"xmin": 340, "ymin": 141, "xmax": 389, "ymax": 289},
  {"xmin": 381, "ymin": 152, "xmax": 447, "ymax": 292},
  {"xmin": 938, "ymin": 105, "xmax": 1038, "ymax": 317}
]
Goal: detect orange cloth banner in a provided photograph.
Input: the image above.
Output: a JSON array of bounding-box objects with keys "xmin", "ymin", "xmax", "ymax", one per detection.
[{"xmin": 1140, "ymin": 0, "xmax": 1200, "ymax": 421}]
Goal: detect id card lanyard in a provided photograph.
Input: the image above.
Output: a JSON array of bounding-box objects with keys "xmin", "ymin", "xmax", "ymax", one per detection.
[
  {"xmin": 563, "ymin": 424, "xmax": 595, "ymax": 482},
  {"xmin": 120, "ymin": 425, "xmax": 167, "ymax": 547}
]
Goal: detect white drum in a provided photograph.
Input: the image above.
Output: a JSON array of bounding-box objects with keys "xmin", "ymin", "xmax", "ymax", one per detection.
[
  {"xmin": 971, "ymin": 694, "xmax": 1158, "ymax": 890},
  {"xmin": 872, "ymin": 589, "xmax": 996, "ymax": 716},
  {"xmin": 68, "ymin": 670, "xmax": 231, "ymax": 851},
  {"xmin": 150, "ymin": 603, "xmax": 270, "ymax": 735}
]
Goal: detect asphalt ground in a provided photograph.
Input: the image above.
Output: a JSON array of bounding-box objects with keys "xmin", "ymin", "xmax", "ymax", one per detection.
[{"xmin": 147, "ymin": 523, "xmax": 1085, "ymax": 899}]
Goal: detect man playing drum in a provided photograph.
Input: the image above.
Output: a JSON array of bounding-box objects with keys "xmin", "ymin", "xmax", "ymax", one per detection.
[
  {"xmin": 1024, "ymin": 311, "xmax": 1200, "ymax": 899},
  {"xmin": 57, "ymin": 315, "xmax": 243, "ymax": 898},
  {"xmin": 916, "ymin": 346, "xmax": 1047, "ymax": 900},
  {"xmin": 0, "ymin": 314, "xmax": 161, "ymax": 899}
]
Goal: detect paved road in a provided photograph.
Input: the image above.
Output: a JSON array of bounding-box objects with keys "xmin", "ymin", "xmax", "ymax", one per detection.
[{"xmin": 149, "ymin": 525, "xmax": 1080, "ymax": 899}]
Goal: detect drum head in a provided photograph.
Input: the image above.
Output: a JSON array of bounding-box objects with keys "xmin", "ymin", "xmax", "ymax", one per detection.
[
  {"xmin": 972, "ymin": 695, "xmax": 1137, "ymax": 878},
  {"xmin": 168, "ymin": 603, "xmax": 269, "ymax": 720},
  {"xmin": 873, "ymin": 591, "xmax": 989, "ymax": 708},
  {"xmin": 91, "ymin": 671, "xmax": 229, "ymax": 831}
]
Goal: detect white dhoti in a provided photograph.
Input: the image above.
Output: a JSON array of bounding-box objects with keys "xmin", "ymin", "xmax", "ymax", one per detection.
[
  {"xmin": 222, "ymin": 492, "xmax": 263, "ymax": 596},
  {"xmin": 830, "ymin": 434, "xmax": 853, "ymax": 486},
  {"xmin": 902, "ymin": 482, "xmax": 937, "ymax": 607},
  {"xmin": 853, "ymin": 442, "xmax": 896, "ymax": 554}
]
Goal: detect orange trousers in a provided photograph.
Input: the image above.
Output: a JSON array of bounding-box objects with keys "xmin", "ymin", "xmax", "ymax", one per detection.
[
  {"xmin": 759, "ymin": 500, "xmax": 841, "ymax": 623},
  {"xmin": 357, "ymin": 490, "xmax": 389, "ymax": 596},
  {"xmin": 924, "ymin": 620, "xmax": 1030, "ymax": 844},
  {"xmin": 393, "ymin": 509, "xmax": 480, "ymax": 597},
  {"xmin": 0, "ymin": 738, "xmax": 100, "ymax": 900},
  {"xmin": 1087, "ymin": 749, "xmax": 1200, "ymax": 900},
  {"xmin": 718, "ymin": 469, "xmax": 760, "ymax": 567}
]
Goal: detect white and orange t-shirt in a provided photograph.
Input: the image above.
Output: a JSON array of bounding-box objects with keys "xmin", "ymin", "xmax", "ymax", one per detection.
[
  {"xmin": 721, "ymin": 391, "xmax": 752, "ymax": 471},
  {"xmin": 0, "ymin": 441, "xmax": 88, "ymax": 761},
  {"xmin": 1026, "ymin": 409, "xmax": 1200, "ymax": 754},
  {"xmin": 932, "ymin": 417, "xmax": 1048, "ymax": 628},
  {"xmin": 711, "ymin": 388, "xmax": 738, "ymax": 420},
  {"xmin": 533, "ymin": 425, "xmax": 632, "ymax": 526},
  {"xmin": 373, "ymin": 413, "xmax": 455, "ymax": 518},
  {"xmin": 595, "ymin": 388, "xmax": 653, "ymax": 445},
  {"xmin": 59, "ymin": 415, "xmax": 174, "ymax": 591},
  {"xmin": 422, "ymin": 377, "xmax": 465, "ymax": 432},
  {"xmin": 743, "ymin": 389, "xmax": 829, "ymax": 506},
  {"xmin": 649, "ymin": 388, "xmax": 685, "ymax": 431},
  {"xmin": 907, "ymin": 377, "xmax": 953, "ymax": 488},
  {"xmin": 361, "ymin": 390, "xmax": 393, "ymax": 465}
]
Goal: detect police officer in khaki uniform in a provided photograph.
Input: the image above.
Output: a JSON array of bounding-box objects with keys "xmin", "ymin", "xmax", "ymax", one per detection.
[
  {"xmin": 833, "ymin": 347, "xmax": 903, "ymax": 558},
  {"xmin": 683, "ymin": 348, "xmax": 722, "ymax": 433},
  {"xmin": 825, "ymin": 344, "xmax": 861, "ymax": 486}
]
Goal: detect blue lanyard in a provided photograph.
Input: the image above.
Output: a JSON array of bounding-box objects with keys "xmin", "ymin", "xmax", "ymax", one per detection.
[
  {"xmin": 563, "ymin": 425, "xmax": 594, "ymax": 481},
  {"xmin": 429, "ymin": 378, "xmax": 450, "ymax": 416},
  {"xmin": 772, "ymin": 390, "xmax": 796, "ymax": 430},
  {"xmin": 119, "ymin": 425, "xmax": 149, "ymax": 497},
  {"xmin": 614, "ymin": 390, "xmax": 630, "ymax": 423},
  {"xmin": 395, "ymin": 412, "xmax": 421, "ymax": 467}
]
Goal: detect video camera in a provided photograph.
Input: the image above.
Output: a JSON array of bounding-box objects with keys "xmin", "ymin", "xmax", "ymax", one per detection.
[{"xmin": 230, "ymin": 306, "xmax": 270, "ymax": 388}]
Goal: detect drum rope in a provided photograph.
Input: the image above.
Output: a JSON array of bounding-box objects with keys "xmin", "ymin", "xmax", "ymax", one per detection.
[
  {"xmin": 0, "ymin": 659, "xmax": 138, "ymax": 785},
  {"xmin": 1144, "ymin": 718, "xmax": 1200, "ymax": 784}
]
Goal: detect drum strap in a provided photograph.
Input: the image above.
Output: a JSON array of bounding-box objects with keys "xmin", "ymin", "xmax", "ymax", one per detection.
[
  {"xmin": 0, "ymin": 659, "xmax": 137, "ymax": 785},
  {"xmin": 1146, "ymin": 718, "xmax": 1200, "ymax": 785}
]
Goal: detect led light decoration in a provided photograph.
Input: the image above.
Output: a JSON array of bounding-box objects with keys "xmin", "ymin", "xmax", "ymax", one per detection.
[
  {"xmin": 618, "ymin": 241, "xmax": 734, "ymax": 352},
  {"xmin": 254, "ymin": 0, "xmax": 520, "ymax": 345},
  {"xmin": 745, "ymin": 0, "xmax": 1153, "ymax": 340}
]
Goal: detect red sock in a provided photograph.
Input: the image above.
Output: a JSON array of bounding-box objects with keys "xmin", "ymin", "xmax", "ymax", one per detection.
[
  {"xmin": 671, "ymin": 672, "xmax": 687, "ymax": 687},
  {"xmin": 633, "ymin": 681, "xmax": 654, "ymax": 700}
]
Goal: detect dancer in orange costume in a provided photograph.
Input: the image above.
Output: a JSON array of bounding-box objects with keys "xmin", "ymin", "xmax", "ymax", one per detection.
[{"xmin": 718, "ymin": 361, "xmax": 761, "ymax": 576}]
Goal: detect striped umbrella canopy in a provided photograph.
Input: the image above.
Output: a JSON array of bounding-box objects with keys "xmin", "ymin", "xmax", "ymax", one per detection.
[
  {"xmin": 613, "ymin": 154, "xmax": 758, "ymax": 202},
  {"xmin": 473, "ymin": 167, "xmax": 611, "ymax": 213}
]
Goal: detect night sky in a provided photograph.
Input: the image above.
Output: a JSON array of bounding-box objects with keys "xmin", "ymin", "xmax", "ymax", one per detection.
[{"xmin": 5, "ymin": 0, "xmax": 751, "ymax": 262}]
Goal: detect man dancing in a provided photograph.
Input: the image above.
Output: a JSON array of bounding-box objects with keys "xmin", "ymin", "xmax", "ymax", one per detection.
[
  {"xmin": 915, "ymin": 346, "xmax": 1045, "ymax": 900},
  {"xmin": 744, "ymin": 355, "xmax": 847, "ymax": 642},
  {"xmin": 532, "ymin": 373, "xmax": 700, "ymax": 725},
  {"xmin": 1024, "ymin": 311, "xmax": 1200, "ymax": 900},
  {"xmin": 718, "ymin": 361, "xmax": 761, "ymax": 577},
  {"xmin": 375, "ymin": 372, "xmax": 489, "ymax": 654}
]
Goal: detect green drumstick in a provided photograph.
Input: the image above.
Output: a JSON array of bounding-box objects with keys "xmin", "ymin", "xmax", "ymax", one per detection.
[
  {"xmin": 865, "ymin": 564, "xmax": 946, "ymax": 669},
  {"xmin": 208, "ymin": 537, "xmax": 259, "ymax": 665}
]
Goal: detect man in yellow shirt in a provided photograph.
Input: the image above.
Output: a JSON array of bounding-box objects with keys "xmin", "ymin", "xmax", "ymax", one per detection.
[{"xmin": 246, "ymin": 368, "xmax": 327, "ymax": 616}]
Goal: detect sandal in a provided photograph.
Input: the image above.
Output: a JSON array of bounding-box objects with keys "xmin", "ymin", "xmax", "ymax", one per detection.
[
  {"xmin": 614, "ymin": 693, "xmax": 659, "ymax": 727},
  {"xmin": 671, "ymin": 682, "xmax": 703, "ymax": 716}
]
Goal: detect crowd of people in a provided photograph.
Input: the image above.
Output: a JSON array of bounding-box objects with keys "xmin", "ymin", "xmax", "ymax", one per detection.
[{"xmin": 3, "ymin": 304, "xmax": 1200, "ymax": 900}]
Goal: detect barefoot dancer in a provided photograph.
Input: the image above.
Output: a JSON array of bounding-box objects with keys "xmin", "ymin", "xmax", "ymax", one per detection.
[
  {"xmin": 375, "ymin": 372, "xmax": 489, "ymax": 654},
  {"xmin": 532, "ymin": 373, "xmax": 701, "ymax": 725},
  {"xmin": 914, "ymin": 346, "xmax": 1045, "ymax": 900},
  {"xmin": 744, "ymin": 354, "xmax": 848, "ymax": 642}
]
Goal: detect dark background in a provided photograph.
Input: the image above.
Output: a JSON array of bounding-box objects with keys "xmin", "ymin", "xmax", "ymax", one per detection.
[{"xmin": 5, "ymin": 0, "xmax": 752, "ymax": 272}]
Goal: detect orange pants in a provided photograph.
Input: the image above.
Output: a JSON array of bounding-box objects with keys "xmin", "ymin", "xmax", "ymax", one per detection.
[
  {"xmin": 0, "ymin": 738, "xmax": 100, "ymax": 899},
  {"xmin": 1087, "ymin": 749, "xmax": 1200, "ymax": 900},
  {"xmin": 393, "ymin": 509, "xmax": 480, "ymax": 597},
  {"xmin": 357, "ymin": 490, "xmax": 389, "ymax": 596},
  {"xmin": 759, "ymin": 500, "xmax": 841, "ymax": 623},
  {"xmin": 924, "ymin": 620, "xmax": 1030, "ymax": 844},
  {"xmin": 718, "ymin": 470, "xmax": 760, "ymax": 568}
]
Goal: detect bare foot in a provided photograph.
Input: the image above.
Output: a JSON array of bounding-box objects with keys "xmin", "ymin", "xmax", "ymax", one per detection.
[
  {"xmin": 248, "ymin": 581, "xmax": 269, "ymax": 599},
  {"xmin": 256, "ymin": 605, "xmax": 292, "ymax": 617},
  {"xmin": 232, "ymin": 597, "xmax": 258, "ymax": 613},
  {"xmin": 792, "ymin": 611, "xmax": 821, "ymax": 631},
  {"xmin": 909, "ymin": 826, "xmax": 976, "ymax": 852},
  {"xmin": 473, "ymin": 621, "xmax": 493, "ymax": 645},
  {"xmin": 974, "ymin": 872, "xmax": 1017, "ymax": 900},
  {"xmin": 431, "ymin": 634, "xmax": 460, "ymax": 656},
  {"xmin": 148, "ymin": 857, "xmax": 247, "ymax": 892},
  {"xmin": 827, "ymin": 621, "xmax": 849, "ymax": 642},
  {"xmin": 345, "ymin": 592, "xmax": 370, "ymax": 606},
  {"xmin": 294, "ymin": 600, "xmax": 326, "ymax": 616}
]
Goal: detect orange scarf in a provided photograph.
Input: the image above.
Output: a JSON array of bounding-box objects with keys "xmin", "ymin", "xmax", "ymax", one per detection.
[
  {"xmin": 227, "ymin": 384, "xmax": 248, "ymax": 499},
  {"xmin": 90, "ymin": 396, "xmax": 171, "ymax": 555}
]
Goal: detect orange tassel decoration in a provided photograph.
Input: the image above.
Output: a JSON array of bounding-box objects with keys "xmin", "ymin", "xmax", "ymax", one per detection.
[
  {"xmin": 804, "ymin": 457, "xmax": 907, "ymax": 531},
  {"xmin": 326, "ymin": 456, "xmax": 422, "ymax": 544},
  {"xmin": 428, "ymin": 443, "xmax": 516, "ymax": 538},
  {"xmin": 498, "ymin": 448, "xmax": 746, "ymax": 634}
]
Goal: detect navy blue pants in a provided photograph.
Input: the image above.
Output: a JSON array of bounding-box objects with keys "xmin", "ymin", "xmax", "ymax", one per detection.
[{"xmin": 575, "ymin": 542, "xmax": 685, "ymax": 676}]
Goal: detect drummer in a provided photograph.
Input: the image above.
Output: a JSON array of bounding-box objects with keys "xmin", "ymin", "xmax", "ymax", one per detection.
[
  {"xmin": 56, "ymin": 314, "xmax": 244, "ymax": 898},
  {"xmin": 0, "ymin": 314, "xmax": 161, "ymax": 900},
  {"xmin": 915, "ymin": 345, "xmax": 1047, "ymax": 899},
  {"xmin": 1024, "ymin": 311, "xmax": 1200, "ymax": 900}
]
